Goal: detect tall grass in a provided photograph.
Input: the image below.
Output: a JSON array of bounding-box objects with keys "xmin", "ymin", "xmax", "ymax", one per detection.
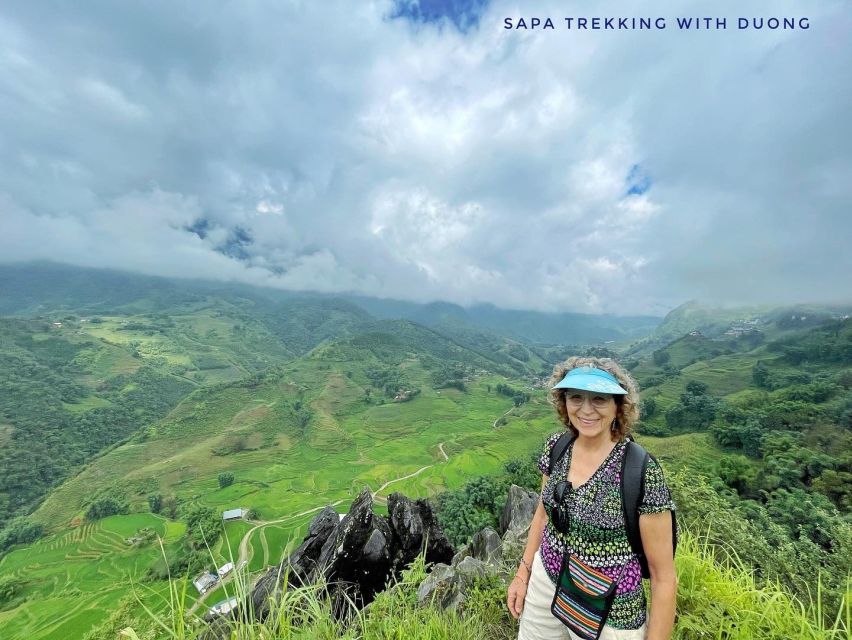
[
  {"xmin": 673, "ymin": 530, "xmax": 849, "ymax": 640},
  {"xmin": 123, "ymin": 552, "xmax": 494, "ymax": 640},
  {"xmin": 121, "ymin": 529, "xmax": 848, "ymax": 640}
]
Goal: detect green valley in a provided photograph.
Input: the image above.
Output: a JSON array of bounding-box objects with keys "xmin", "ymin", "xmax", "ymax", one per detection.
[{"xmin": 0, "ymin": 265, "xmax": 849, "ymax": 639}]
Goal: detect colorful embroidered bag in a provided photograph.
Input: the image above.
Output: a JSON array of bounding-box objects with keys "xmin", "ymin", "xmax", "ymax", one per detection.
[{"xmin": 550, "ymin": 553, "xmax": 627, "ymax": 640}]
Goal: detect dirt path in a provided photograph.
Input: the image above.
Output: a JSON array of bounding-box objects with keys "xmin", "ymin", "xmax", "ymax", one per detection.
[
  {"xmin": 493, "ymin": 406, "xmax": 514, "ymax": 429},
  {"xmin": 371, "ymin": 465, "xmax": 432, "ymax": 499},
  {"xmin": 437, "ymin": 442, "xmax": 449, "ymax": 461}
]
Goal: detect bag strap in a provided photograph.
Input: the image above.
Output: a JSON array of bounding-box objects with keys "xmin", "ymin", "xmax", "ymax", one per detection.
[
  {"xmin": 547, "ymin": 431, "xmax": 576, "ymax": 476},
  {"xmin": 621, "ymin": 440, "xmax": 650, "ymax": 577}
]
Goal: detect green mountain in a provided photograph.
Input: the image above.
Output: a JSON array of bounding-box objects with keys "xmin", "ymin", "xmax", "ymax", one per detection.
[{"xmin": 632, "ymin": 300, "xmax": 851, "ymax": 352}]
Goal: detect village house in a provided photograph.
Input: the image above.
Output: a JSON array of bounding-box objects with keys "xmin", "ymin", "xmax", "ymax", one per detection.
[
  {"xmin": 217, "ymin": 561, "xmax": 234, "ymax": 578},
  {"xmin": 222, "ymin": 508, "xmax": 247, "ymax": 521},
  {"xmin": 209, "ymin": 596, "xmax": 239, "ymax": 617},
  {"xmin": 192, "ymin": 572, "xmax": 218, "ymax": 595}
]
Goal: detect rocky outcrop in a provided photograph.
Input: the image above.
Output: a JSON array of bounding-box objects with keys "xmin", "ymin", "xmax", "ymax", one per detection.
[
  {"xmin": 387, "ymin": 492, "xmax": 455, "ymax": 569},
  {"xmin": 249, "ymin": 505, "xmax": 339, "ymax": 619},
  {"xmin": 315, "ymin": 489, "xmax": 396, "ymax": 606},
  {"xmin": 206, "ymin": 489, "xmax": 454, "ymax": 633},
  {"xmin": 500, "ymin": 484, "xmax": 539, "ymax": 537},
  {"xmin": 201, "ymin": 484, "xmax": 539, "ymax": 638},
  {"xmin": 417, "ymin": 484, "xmax": 539, "ymax": 611}
]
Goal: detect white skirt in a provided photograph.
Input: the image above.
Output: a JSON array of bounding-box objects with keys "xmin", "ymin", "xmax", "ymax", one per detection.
[{"xmin": 517, "ymin": 552, "xmax": 647, "ymax": 640}]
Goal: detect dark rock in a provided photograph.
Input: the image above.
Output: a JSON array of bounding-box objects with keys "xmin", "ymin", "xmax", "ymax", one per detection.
[
  {"xmin": 208, "ymin": 489, "xmax": 460, "ymax": 637},
  {"xmin": 499, "ymin": 484, "xmax": 538, "ymax": 536},
  {"xmin": 250, "ymin": 505, "xmax": 339, "ymax": 619},
  {"xmin": 416, "ymin": 557, "xmax": 491, "ymax": 611},
  {"xmin": 317, "ymin": 489, "xmax": 395, "ymax": 605},
  {"xmin": 387, "ymin": 492, "xmax": 454, "ymax": 569},
  {"xmin": 467, "ymin": 527, "xmax": 502, "ymax": 567}
]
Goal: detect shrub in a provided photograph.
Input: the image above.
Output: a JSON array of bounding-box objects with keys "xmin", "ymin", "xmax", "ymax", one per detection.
[
  {"xmin": 652, "ymin": 349, "xmax": 670, "ymax": 365},
  {"xmin": 0, "ymin": 574, "xmax": 25, "ymax": 601},
  {"xmin": 147, "ymin": 493, "xmax": 162, "ymax": 513},
  {"xmin": 0, "ymin": 517, "xmax": 43, "ymax": 552},
  {"xmin": 218, "ymin": 472, "xmax": 235, "ymax": 489},
  {"xmin": 85, "ymin": 496, "xmax": 129, "ymax": 521}
]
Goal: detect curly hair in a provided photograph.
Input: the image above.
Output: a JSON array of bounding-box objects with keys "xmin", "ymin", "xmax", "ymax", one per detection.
[{"xmin": 547, "ymin": 356, "xmax": 640, "ymax": 440}]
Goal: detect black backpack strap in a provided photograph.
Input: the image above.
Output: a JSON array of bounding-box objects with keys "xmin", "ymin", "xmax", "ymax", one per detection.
[
  {"xmin": 622, "ymin": 440, "xmax": 651, "ymax": 578},
  {"xmin": 547, "ymin": 432, "xmax": 576, "ymax": 476},
  {"xmin": 622, "ymin": 441, "xmax": 678, "ymax": 579}
]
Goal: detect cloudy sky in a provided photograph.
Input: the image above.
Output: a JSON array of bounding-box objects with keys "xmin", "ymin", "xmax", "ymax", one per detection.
[{"xmin": 0, "ymin": 0, "xmax": 849, "ymax": 314}]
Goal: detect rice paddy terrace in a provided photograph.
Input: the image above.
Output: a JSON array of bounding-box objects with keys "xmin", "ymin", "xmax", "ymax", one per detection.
[
  {"xmin": 0, "ymin": 514, "xmax": 183, "ymax": 640},
  {"xmin": 0, "ymin": 321, "xmax": 559, "ymax": 638}
]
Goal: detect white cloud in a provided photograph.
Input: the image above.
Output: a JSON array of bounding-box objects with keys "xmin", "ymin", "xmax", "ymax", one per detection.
[{"xmin": 0, "ymin": 0, "xmax": 849, "ymax": 313}]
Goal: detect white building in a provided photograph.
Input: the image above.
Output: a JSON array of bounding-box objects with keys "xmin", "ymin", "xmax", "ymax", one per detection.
[
  {"xmin": 222, "ymin": 508, "xmax": 247, "ymax": 521},
  {"xmin": 209, "ymin": 596, "xmax": 239, "ymax": 616},
  {"xmin": 217, "ymin": 562, "xmax": 234, "ymax": 578},
  {"xmin": 192, "ymin": 572, "xmax": 218, "ymax": 594}
]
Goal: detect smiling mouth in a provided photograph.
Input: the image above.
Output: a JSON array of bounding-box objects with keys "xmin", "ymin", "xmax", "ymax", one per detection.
[{"xmin": 579, "ymin": 418, "xmax": 598, "ymax": 426}]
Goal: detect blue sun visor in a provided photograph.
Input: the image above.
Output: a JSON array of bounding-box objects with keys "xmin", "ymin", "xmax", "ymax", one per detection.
[{"xmin": 552, "ymin": 366, "xmax": 628, "ymax": 395}]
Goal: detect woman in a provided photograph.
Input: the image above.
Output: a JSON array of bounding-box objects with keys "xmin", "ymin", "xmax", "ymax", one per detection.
[{"xmin": 507, "ymin": 357, "xmax": 677, "ymax": 640}]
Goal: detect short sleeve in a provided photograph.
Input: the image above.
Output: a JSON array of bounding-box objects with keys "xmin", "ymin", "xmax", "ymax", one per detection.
[
  {"xmin": 638, "ymin": 457, "xmax": 675, "ymax": 514},
  {"xmin": 538, "ymin": 432, "xmax": 564, "ymax": 476}
]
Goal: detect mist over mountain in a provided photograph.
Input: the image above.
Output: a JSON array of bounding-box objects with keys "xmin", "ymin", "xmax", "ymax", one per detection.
[{"xmin": 0, "ymin": 262, "xmax": 662, "ymax": 346}]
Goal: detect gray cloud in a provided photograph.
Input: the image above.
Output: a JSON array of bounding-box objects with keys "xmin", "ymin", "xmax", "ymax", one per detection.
[{"xmin": 0, "ymin": 0, "xmax": 849, "ymax": 314}]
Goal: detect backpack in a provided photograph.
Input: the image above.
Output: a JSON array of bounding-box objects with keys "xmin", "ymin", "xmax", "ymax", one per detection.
[{"xmin": 547, "ymin": 432, "xmax": 678, "ymax": 579}]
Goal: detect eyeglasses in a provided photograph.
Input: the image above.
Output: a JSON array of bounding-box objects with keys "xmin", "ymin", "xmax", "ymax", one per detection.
[
  {"xmin": 564, "ymin": 392, "xmax": 615, "ymax": 409},
  {"xmin": 551, "ymin": 480, "xmax": 571, "ymax": 533}
]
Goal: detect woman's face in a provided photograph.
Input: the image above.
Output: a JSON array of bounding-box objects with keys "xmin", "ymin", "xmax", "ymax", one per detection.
[{"xmin": 564, "ymin": 390, "xmax": 617, "ymax": 439}]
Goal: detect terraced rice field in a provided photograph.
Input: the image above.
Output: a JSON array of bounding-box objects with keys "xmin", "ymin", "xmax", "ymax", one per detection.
[
  {"xmin": 2, "ymin": 349, "xmax": 565, "ymax": 638},
  {"xmin": 0, "ymin": 514, "xmax": 185, "ymax": 640}
]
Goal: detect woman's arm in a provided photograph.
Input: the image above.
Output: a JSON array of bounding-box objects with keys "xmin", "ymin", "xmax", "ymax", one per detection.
[
  {"xmin": 639, "ymin": 511, "xmax": 677, "ymax": 640},
  {"xmin": 507, "ymin": 475, "xmax": 549, "ymax": 619}
]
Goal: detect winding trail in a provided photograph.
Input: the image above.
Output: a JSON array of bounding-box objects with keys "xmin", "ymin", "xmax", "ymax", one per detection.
[
  {"xmin": 437, "ymin": 442, "xmax": 449, "ymax": 461},
  {"xmin": 371, "ymin": 465, "xmax": 432, "ymax": 499},
  {"xmin": 493, "ymin": 406, "xmax": 514, "ymax": 429}
]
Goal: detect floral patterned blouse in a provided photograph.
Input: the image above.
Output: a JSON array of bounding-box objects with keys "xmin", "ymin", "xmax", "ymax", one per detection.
[{"xmin": 537, "ymin": 432, "xmax": 675, "ymax": 630}]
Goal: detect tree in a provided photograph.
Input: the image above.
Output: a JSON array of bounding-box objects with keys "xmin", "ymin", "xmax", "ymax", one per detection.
[
  {"xmin": 85, "ymin": 496, "xmax": 129, "ymax": 521},
  {"xmin": 716, "ymin": 455, "xmax": 757, "ymax": 496},
  {"xmin": 0, "ymin": 517, "xmax": 43, "ymax": 552},
  {"xmin": 218, "ymin": 472, "xmax": 235, "ymax": 489},
  {"xmin": 652, "ymin": 349, "xmax": 670, "ymax": 366},
  {"xmin": 183, "ymin": 505, "xmax": 221, "ymax": 549},
  {"xmin": 148, "ymin": 493, "xmax": 163, "ymax": 513},
  {"xmin": 162, "ymin": 496, "xmax": 179, "ymax": 520},
  {"xmin": 685, "ymin": 380, "xmax": 708, "ymax": 396},
  {"xmin": 752, "ymin": 361, "xmax": 771, "ymax": 389},
  {"xmin": 813, "ymin": 470, "xmax": 852, "ymax": 511}
]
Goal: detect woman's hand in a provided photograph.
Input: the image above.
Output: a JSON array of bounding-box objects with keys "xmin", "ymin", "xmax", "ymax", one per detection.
[{"xmin": 506, "ymin": 573, "xmax": 528, "ymax": 619}]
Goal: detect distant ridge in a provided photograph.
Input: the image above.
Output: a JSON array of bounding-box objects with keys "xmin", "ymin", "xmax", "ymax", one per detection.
[{"xmin": 0, "ymin": 262, "xmax": 660, "ymax": 346}]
